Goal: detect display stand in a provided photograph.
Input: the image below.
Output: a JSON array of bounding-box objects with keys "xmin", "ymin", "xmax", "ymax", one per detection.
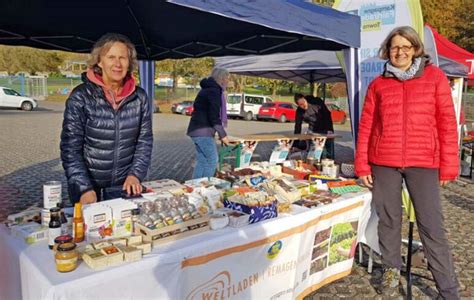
[{"xmin": 219, "ymin": 133, "xmax": 337, "ymax": 170}]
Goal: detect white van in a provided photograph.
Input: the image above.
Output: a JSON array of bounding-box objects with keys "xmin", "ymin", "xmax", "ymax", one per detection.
[{"xmin": 226, "ymin": 93, "xmax": 273, "ymax": 121}]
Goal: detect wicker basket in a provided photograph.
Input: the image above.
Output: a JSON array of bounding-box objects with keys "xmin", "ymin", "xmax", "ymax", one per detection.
[{"xmin": 340, "ymin": 163, "xmax": 355, "ymax": 178}]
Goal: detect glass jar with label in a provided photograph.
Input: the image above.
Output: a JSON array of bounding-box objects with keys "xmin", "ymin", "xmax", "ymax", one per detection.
[
  {"xmin": 55, "ymin": 242, "xmax": 78, "ymax": 272},
  {"xmin": 53, "ymin": 234, "xmax": 73, "ymax": 253}
]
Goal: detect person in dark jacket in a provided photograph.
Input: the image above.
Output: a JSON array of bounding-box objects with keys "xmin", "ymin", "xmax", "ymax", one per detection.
[
  {"xmin": 187, "ymin": 67, "xmax": 230, "ymax": 179},
  {"xmin": 293, "ymin": 94, "xmax": 334, "ymax": 158},
  {"xmin": 60, "ymin": 33, "xmax": 153, "ymax": 204}
]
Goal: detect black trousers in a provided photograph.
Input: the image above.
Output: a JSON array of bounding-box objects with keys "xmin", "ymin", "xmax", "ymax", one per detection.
[{"xmin": 371, "ymin": 165, "xmax": 459, "ymax": 299}]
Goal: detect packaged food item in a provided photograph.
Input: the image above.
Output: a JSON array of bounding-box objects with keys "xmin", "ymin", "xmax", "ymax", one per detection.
[
  {"xmin": 133, "ymin": 242, "xmax": 152, "ymax": 255},
  {"xmin": 110, "ymin": 238, "xmax": 127, "ymax": 247},
  {"xmin": 82, "ymin": 249, "xmax": 108, "ymax": 270},
  {"xmin": 102, "ymin": 199, "xmax": 138, "ymax": 238},
  {"xmin": 270, "ymin": 178, "xmax": 301, "ymax": 203},
  {"xmin": 142, "ymin": 179, "xmax": 185, "ymax": 194},
  {"xmin": 58, "ymin": 203, "xmax": 69, "ymax": 235},
  {"xmin": 131, "ymin": 208, "xmax": 140, "ymax": 233},
  {"xmin": 101, "ymin": 245, "xmax": 123, "ymax": 266},
  {"xmin": 53, "ymin": 234, "xmax": 73, "ymax": 252},
  {"xmin": 41, "ymin": 208, "xmax": 51, "ymax": 227},
  {"xmin": 43, "ymin": 181, "xmax": 62, "ymax": 209},
  {"xmin": 11, "ymin": 222, "xmax": 48, "ymax": 244},
  {"xmin": 226, "ymin": 211, "xmax": 250, "ymax": 228},
  {"xmin": 126, "ymin": 235, "xmax": 143, "ymax": 246},
  {"xmin": 55, "ymin": 242, "xmax": 78, "ymax": 273},
  {"xmin": 7, "ymin": 207, "xmax": 42, "ymax": 227},
  {"xmin": 48, "ymin": 207, "xmax": 62, "ymax": 249},
  {"xmin": 92, "ymin": 241, "xmax": 112, "ymax": 250},
  {"xmin": 83, "ymin": 203, "xmax": 113, "ymax": 241},
  {"xmin": 209, "ymin": 213, "xmax": 229, "ymax": 230},
  {"xmin": 73, "ymin": 203, "xmax": 85, "ymax": 243},
  {"xmin": 119, "ymin": 245, "xmax": 143, "ymax": 263}
]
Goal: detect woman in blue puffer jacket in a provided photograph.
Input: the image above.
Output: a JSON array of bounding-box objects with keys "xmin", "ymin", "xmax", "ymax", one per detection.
[{"xmin": 60, "ymin": 33, "xmax": 153, "ymax": 204}]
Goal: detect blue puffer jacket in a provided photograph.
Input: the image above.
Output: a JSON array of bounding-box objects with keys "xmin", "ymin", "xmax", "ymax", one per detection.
[{"xmin": 60, "ymin": 73, "xmax": 153, "ymax": 202}]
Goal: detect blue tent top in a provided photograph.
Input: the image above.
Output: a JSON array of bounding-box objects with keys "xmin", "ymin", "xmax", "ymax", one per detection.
[
  {"xmin": 439, "ymin": 56, "xmax": 469, "ymax": 78},
  {"xmin": 0, "ymin": 0, "xmax": 360, "ymax": 60},
  {"xmin": 215, "ymin": 50, "xmax": 345, "ymax": 83}
]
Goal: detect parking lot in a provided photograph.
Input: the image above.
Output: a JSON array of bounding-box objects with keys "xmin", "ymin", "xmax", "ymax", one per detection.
[{"xmin": 0, "ymin": 101, "xmax": 472, "ymax": 298}]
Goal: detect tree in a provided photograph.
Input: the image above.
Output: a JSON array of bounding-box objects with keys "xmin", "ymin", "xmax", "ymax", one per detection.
[
  {"xmin": 0, "ymin": 46, "xmax": 64, "ymax": 74},
  {"xmin": 421, "ymin": 0, "xmax": 473, "ymax": 53},
  {"xmin": 155, "ymin": 57, "xmax": 214, "ymax": 96},
  {"xmin": 330, "ymin": 82, "xmax": 347, "ymax": 98},
  {"xmin": 311, "ymin": 0, "xmax": 334, "ymax": 7},
  {"xmin": 255, "ymin": 77, "xmax": 285, "ymax": 98}
]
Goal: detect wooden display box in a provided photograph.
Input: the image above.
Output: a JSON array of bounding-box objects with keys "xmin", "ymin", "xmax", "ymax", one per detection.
[
  {"xmin": 134, "ymin": 215, "xmax": 210, "ymax": 246},
  {"xmin": 282, "ymin": 163, "xmax": 318, "ymax": 180}
]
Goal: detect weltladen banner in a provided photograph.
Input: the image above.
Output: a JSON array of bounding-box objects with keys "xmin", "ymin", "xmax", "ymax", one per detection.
[{"xmin": 180, "ymin": 200, "xmax": 366, "ymax": 300}]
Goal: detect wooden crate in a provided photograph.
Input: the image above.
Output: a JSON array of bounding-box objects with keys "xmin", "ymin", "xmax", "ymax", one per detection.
[
  {"xmin": 134, "ymin": 215, "xmax": 210, "ymax": 246},
  {"xmin": 282, "ymin": 163, "xmax": 318, "ymax": 180}
]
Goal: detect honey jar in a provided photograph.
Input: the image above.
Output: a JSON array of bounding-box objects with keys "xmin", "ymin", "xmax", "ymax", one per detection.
[
  {"xmin": 55, "ymin": 242, "xmax": 78, "ymax": 272},
  {"xmin": 53, "ymin": 234, "xmax": 73, "ymax": 253}
]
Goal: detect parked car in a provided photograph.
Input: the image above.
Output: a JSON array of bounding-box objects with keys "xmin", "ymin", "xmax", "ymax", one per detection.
[
  {"xmin": 326, "ymin": 103, "xmax": 347, "ymax": 124},
  {"xmin": 226, "ymin": 93, "xmax": 273, "ymax": 121},
  {"xmin": 184, "ymin": 105, "xmax": 194, "ymax": 116},
  {"xmin": 257, "ymin": 102, "xmax": 297, "ymax": 123},
  {"xmin": 0, "ymin": 87, "xmax": 37, "ymax": 111},
  {"xmin": 171, "ymin": 101, "xmax": 193, "ymax": 114}
]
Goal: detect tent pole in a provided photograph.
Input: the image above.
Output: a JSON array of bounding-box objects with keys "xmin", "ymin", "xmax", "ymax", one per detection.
[
  {"xmin": 322, "ymin": 83, "xmax": 326, "ymax": 102},
  {"xmin": 310, "ymin": 71, "xmax": 315, "ymax": 96}
]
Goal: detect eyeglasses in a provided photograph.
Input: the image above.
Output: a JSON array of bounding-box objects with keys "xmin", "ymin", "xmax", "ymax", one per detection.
[{"xmin": 389, "ymin": 45, "xmax": 413, "ymax": 53}]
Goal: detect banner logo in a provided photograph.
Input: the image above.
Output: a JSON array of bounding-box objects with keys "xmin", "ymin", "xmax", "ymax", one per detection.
[
  {"xmin": 267, "ymin": 240, "xmax": 283, "ymax": 259},
  {"xmin": 186, "ymin": 271, "xmax": 259, "ymax": 300},
  {"xmin": 361, "ymin": 3, "xmax": 396, "ymax": 31}
]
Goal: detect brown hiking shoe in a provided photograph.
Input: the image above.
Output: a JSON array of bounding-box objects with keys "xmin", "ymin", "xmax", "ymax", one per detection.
[{"xmin": 376, "ymin": 267, "xmax": 401, "ymax": 295}]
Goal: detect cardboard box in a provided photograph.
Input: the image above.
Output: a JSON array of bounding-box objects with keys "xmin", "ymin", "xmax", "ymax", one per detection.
[
  {"xmin": 102, "ymin": 199, "xmax": 137, "ymax": 238},
  {"xmin": 83, "ymin": 203, "xmax": 113, "ymax": 241},
  {"xmin": 11, "ymin": 223, "xmax": 48, "ymax": 244},
  {"xmin": 223, "ymin": 199, "xmax": 277, "ymax": 224},
  {"xmin": 282, "ymin": 163, "xmax": 318, "ymax": 180},
  {"xmin": 83, "ymin": 249, "xmax": 108, "ymax": 270}
]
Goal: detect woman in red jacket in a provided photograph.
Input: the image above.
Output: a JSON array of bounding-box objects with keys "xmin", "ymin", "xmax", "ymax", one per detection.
[{"xmin": 355, "ymin": 26, "xmax": 459, "ymax": 299}]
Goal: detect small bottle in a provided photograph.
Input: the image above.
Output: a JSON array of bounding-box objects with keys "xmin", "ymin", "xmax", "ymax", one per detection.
[
  {"xmin": 131, "ymin": 208, "xmax": 140, "ymax": 234},
  {"xmin": 48, "ymin": 207, "xmax": 62, "ymax": 250},
  {"xmin": 58, "ymin": 203, "xmax": 68, "ymax": 235},
  {"xmin": 72, "ymin": 203, "xmax": 85, "ymax": 243}
]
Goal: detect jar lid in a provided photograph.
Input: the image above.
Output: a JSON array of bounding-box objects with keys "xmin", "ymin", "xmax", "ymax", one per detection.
[
  {"xmin": 57, "ymin": 242, "xmax": 76, "ymax": 252},
  {"xmin": 49, "ymin": 207, "xmax": 61, "ymax": 213},
  {"xmin": 54, "ymin": 235, "xmax": 73, "ymax": 244}
]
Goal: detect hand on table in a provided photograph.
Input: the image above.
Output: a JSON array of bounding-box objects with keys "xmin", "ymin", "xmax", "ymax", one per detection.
[
  {"xmin": 360, "ymin": 175, "xmax": 373, "ymax": 188},
  {"xmin": 80, "ymin": 190, "xmax": 97, "ymax": 204},
  {"xmin": 221, "ymin": 136, "xmax": 230, "ymax": 146},
  {"xmin": 123, "ymin": 175, "xmax": 142, "ymax": 196}
]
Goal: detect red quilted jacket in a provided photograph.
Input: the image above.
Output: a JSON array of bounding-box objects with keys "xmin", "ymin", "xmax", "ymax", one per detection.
[{"xmin": 355, "ymin": 63, "xmax": 459, "ymax": 180}]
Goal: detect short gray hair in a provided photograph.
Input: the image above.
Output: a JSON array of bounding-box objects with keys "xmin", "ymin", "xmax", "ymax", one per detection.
[
  {"xmin": 379, "ymin": 26, "xmax": 426, "ymax": 60},
  {"xmin": 88, "ymin": 33, "xmax": 138, "ymax": 76},
  {"xmin": 210, "ymin": 67, "xmax": 229, "ymax": 86}
]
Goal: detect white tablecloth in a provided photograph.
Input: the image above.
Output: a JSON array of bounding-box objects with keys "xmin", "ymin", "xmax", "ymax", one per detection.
[{"xmin": 0, "ymin": 191, "xmax": 376, "ymax": 300}]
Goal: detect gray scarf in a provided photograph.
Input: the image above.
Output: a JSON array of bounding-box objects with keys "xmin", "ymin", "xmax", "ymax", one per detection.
[{"xmin": 386, "ymin": 57, "xmax": 422, "ymax": 81}]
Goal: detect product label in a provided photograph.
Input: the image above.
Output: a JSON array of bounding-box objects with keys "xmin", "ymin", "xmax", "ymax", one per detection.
[
  {"xmin": 121, "ymin": 210, "xmax": 131, "ymax": 219},
  {"xmin": 93, "ymin": 213, "xmax": 106, "ymax": 223},
  {"xmin": 43, "ymin": 184, "xmax": 62, "ymax": 209},
  {"xmin": 73, "ymin": 223, "xmax": 84, "ymax": 239},
  {"xmin": 48, "ymin": 227, "xmax": 62, "ymax": 246},
  {"xmin": 55, "ymin": 257, "xmax": 78, "ymax": 265}
]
